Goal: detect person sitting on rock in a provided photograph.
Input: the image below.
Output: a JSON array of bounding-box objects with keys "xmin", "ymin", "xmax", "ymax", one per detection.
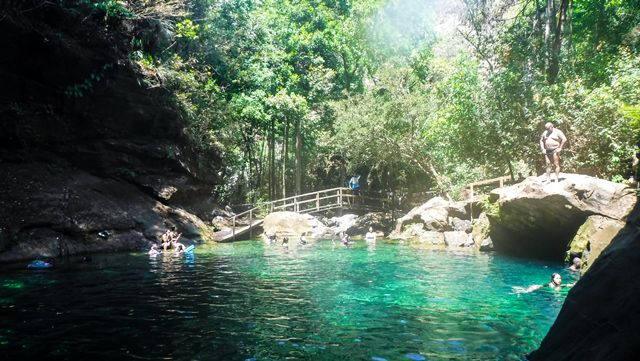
[
  {"xmin": 161, "ymin": 226, "xmax": 180, "ymax": 251},
  {"xmin": 170, "ymin": 231, "xmax": 185, "ymax": 253},
  {"xmin": 161, "ymin": 230, "xmax": 172, "ymax": 251},
  {"xmin": 282, "ymin": 237, "xmax": 289, "ymax": 247}
]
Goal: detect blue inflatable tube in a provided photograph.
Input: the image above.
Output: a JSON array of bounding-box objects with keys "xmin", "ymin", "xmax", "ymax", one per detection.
[{"xmin": 27, "ymin": 260, "xmax": 53, "ymax": 269}]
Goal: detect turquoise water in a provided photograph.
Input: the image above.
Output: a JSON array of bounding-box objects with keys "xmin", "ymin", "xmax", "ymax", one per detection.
[{"xmin": 0, "ymin": 241, "xmax": 576, "ymax": 360}]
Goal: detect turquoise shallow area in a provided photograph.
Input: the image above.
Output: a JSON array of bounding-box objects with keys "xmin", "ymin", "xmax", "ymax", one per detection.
[{"xmin": 0, "ymin": 241, "xmax": 577, "ymax": 360}]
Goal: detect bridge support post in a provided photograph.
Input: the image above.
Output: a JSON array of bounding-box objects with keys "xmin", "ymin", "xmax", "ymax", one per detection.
[
  {"xmin": 232, "ymin": 216, "xmax": 236, "ymax": 241},
  {"xmin": 249, "ymin": 209, "xmax": 253, "ymax": 239}
]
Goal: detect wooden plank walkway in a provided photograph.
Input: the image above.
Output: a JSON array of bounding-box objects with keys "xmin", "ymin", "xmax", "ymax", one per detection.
[
  {"xmin": 214, "ymin": 187, "xmax": 393, "ymax": 242},
  {"xmin": 214, "ymin": 176, "xmax": 513, "ymax": 242}
]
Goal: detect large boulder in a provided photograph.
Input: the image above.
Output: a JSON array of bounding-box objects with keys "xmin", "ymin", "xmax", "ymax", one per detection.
[
  {"xmin": 390, "ymin": 197, "xmax": 476, "ymax": 248},
  {"xmin": 394, "ymin": 197, "xmax": 452, "ymax": 233},
  {"xmin": 528, "ymin": 201, "xmax": 640, "ymax": 360},
  {"xmin": 325, "ymin": 214, "xmax": 359, "ymax": 235},
  {"xmin": 262, "ymin": 212, "xmax": 331, "ymax": 241},
  {"xmin": 353, "ymin": 212, "xmax": 395, "ymax": 235},
  {"xmin": 444, "ymin": 231, "xmax": 473, "ymax": 248},
  {"xmin": 488, "ymin": 174, "xmax": 636, "ymax": 260}
]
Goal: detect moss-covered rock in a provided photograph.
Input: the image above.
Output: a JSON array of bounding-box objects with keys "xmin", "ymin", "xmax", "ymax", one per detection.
[
  {"xmin": 472, "ymin": 212, "xmax": 491, "ymax": 251},
  {"xmin": 567, "ymin": 215, "xmax": 625, "ymax": 272}
]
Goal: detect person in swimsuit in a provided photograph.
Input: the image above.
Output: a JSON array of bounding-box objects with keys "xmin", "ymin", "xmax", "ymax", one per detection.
[
  {"xmin": 540, "ymin": 122, "xmax": 567, "ymax": 182},
  {"xmin": 522, "ymin": 272, "xmax": 575, "ymax": 292},
  {"xmin": 365, "ymin": 227, "xmax": 376, "ymax": 243}
]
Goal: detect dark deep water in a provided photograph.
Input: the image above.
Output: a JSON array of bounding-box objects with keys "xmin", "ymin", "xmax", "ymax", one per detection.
[{"xmin": 0, "ymin": 240, "xmax": 576, "ymax": 360}]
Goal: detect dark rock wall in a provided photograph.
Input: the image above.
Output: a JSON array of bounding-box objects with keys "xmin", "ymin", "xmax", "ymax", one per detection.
[
  {"xmin": 0, "ymin": 2, "xmax": 222, "ymax": 262},
  {"xmin": 490, "ymin": 194, "xmax": 589, "ymax": 260},
  {"xmin": 528, "ymin": 201, "xmax": 640, "ymax": 360}
]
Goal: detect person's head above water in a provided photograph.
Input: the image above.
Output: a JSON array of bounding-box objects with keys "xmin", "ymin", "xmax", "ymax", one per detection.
[
  {"xmin": 571, "ymin": 257, "xmax": 582, "ymax": 269},
  {"xmin": 550, "ymin": 272, "xmax": 562, "ymax": 286}
]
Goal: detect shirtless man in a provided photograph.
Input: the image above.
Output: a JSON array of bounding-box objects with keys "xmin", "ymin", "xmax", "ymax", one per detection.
[
  {"xmin": 540, "ymin": 122, "xmax": 567, "ymax": 182},
  {"xmin": 161, "ymin": 226, "xmax": 180, "ymax": 251}
]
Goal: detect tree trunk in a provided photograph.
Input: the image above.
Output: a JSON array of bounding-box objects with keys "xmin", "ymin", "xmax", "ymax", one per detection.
[
  {"xmin": 295, "ymin": 117, "xmax": 302, "ymax": 195},
  {"xmin": 547, "ymin": 0, "xmax": 569, "ymax": 84},
  {"xmin": 255, "ymin": 135, "xmax": 267, "ymax": 200},
  {"xmin": 269, "ymin": 118, "xmax": 276, "ymax": 200},
  {"xmin": 282, "ymin": 118, "xmax": 289, "ymax": 199}
]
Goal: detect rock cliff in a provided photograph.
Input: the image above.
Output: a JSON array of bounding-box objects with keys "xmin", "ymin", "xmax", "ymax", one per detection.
[
  {"xmin": 0, "ymin": 3, "xmax": 221, "ymax": 262},
  {"xmin": 488, "ymin": 174, "xmax": 636, "ymax": 261},
  {"xmin": 528, "ymin": 201, "xmax": 640, "ymax": 360}
]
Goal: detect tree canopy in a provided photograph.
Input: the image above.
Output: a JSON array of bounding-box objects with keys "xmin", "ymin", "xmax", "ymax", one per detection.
[{"xmin": 67, "ymin": 0, "xmax": 640, "ymax": 201}]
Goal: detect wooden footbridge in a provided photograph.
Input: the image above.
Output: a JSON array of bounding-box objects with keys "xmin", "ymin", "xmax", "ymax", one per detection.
[
  {"xmin": 215, "ymin": 187, "xmax": 397, "ymax": 242},
  {"xmin": 214, "ymin": 175, "xmax": 515, "ymax": 242}
]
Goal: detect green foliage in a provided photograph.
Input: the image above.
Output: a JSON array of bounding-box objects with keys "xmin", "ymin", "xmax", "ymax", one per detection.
[
  {"xmin": 480, "ymin": 196, "xmax": 501, "ymax": 220},
  {"xmin": 120, "ymin": 0, "xmax": 640, "ymax": 203},
  {"xmin": 64, "ymin": 63, "xmax": 113, "ymax": 98},
  {"xmin": 78, "ymin": 0, "xmax": 133, "ymax": 19},
  {"xmin": 175, "ymin": 19, "xmax": 200, "ymax": 40}
]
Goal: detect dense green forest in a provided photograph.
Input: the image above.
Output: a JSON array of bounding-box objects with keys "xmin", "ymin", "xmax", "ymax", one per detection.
[{"xmin": 49, "ymin": 0, "xmax": 640, "ymax": 201}]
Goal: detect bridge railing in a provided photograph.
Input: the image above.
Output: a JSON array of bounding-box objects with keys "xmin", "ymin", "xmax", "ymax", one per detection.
[
  {"xmin": 227, "ymin": 187, "xmax": 398, "ymax": 240},
  {"xmin": 466, "ymin": 175, "xmax": 512, "ymax": 200}
]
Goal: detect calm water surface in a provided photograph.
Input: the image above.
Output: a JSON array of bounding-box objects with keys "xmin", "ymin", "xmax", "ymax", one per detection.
[{"xmin": 0, "ymin": 240, "xmax": 576, "ymax": 360}]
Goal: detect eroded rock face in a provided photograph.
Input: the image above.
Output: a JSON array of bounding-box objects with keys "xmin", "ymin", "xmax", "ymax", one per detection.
[
  {"xmin": 0, "ymin": 163, "xmax": 213, "ymax": 263},
  {"xmin": 567, "ymin": 215, "xmax": 625, "ymax": 273},
  {"xmin": 528, "ymin": 202, "xmax": 640, "ymax": 361},
  {"xmin": 488, "ymin": 174, "xmax": 636, "ymax": 261}
]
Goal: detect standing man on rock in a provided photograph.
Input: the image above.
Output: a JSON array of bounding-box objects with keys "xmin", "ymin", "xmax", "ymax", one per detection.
[{"xmin": 540, "ymin": 122, "xmax": 567, "ymax": 182}]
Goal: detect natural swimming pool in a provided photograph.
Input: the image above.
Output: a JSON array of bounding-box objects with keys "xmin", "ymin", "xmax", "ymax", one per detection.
[{"xmin": 0, "ymin": 240, "xmax": 576, "ymax": 360}]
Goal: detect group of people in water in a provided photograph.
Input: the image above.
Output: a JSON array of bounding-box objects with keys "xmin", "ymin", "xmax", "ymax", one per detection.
[
  {"xmin": 148, "ymin": 226, "xmax": 187, "ymax": 256},
  {"xmin": 516, "ymin": 256, "xmax": 582, "ymax": 293},
  {"xmin": 265, "ymin": 227, "xmax": 379, "ymax": 249},
  {"xmin": 266, "ymin": 233, "xmax": 309, "ymax": 247}
]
